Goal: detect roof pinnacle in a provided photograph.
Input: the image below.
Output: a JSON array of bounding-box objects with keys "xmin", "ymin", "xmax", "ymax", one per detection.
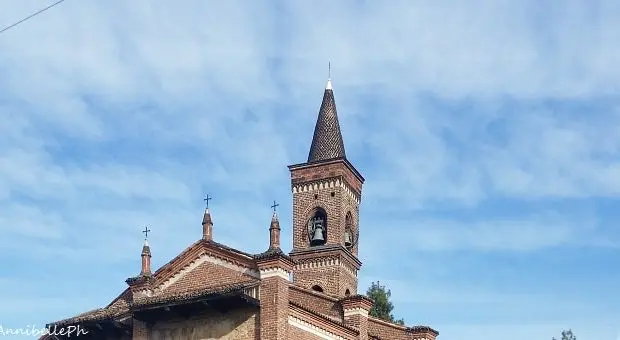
[{"xmin": 202, "ymin": 194, "xmax": 213, "ymax": 241}]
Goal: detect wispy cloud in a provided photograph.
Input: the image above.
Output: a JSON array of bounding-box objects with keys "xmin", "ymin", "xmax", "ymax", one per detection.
[{"xmin": 0, "ymin": 0, "xmax": 618, "ymax": 339}]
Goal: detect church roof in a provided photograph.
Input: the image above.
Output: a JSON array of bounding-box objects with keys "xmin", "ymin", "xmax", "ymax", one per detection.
[
  {"xmin": 132, "ymin": 280, "xmax": 260, "ymax": 310},
  {"xmin": 307, "ymin": 79, "xmax": 347, "ymax": 163},
  {"xmin": 47, "ymin": 282, "xmax": 259, "ymax": 328}
]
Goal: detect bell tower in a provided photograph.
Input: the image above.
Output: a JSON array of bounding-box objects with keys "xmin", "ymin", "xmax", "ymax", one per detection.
[{"xmin": 288, "ymin": 78, "xmax": 364, "ymax": 298}]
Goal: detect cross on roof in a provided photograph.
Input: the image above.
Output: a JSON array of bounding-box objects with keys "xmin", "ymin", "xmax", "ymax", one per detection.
[
  {"xmin": 271, "ymin": 200, "xmax": 279, "ymax": 214},
  {"xmin": 203, "ymin": 194, "xmax": 212, "ymax": 209},
  {"xmin": 142, "ymin": 226, "xmax": 151, "ymax": 240}
]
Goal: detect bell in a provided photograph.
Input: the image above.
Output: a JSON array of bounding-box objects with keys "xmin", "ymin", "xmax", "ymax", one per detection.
[
  {"xmin": 311, "ymin": 227, "xmax": 325, "ymax": 246},
  {"xmin": 344, "ymin": 230, "xmax": 352, "ymax": 248}
]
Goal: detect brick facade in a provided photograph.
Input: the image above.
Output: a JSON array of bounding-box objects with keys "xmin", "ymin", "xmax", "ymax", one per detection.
[
  {"xmin": 42, "ymin": 80, "xmax": 439, "ymax": 340},
  {"xmin": 289, "ymin": 159, "xmax": 363, "ymax": 254},
  {"xmin": 132, "ymin": 319, "xmax": 148, "ymax": 340},
  {"xmin": 256, "ymin": 254, "xmax": 294, "ymax": 340},
  {"xmin": 289, "ymin": 158, "xmax": 364, "ymax": 298}
]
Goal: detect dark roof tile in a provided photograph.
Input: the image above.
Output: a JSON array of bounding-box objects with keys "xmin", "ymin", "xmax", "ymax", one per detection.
[{"xmin": 307, "ymin": 81, "xmax": 347, "ymax": 163}]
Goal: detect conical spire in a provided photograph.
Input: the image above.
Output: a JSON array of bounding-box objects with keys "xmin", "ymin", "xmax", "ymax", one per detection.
[{"xmin": 307, "ymin": 78, "xmax": 346, "ymax": 163}]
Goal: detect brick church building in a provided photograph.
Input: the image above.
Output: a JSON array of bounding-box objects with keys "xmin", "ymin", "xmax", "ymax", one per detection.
[{"xmin": 42, "ymin": 79, "xmax": 439, "ymax": 340}]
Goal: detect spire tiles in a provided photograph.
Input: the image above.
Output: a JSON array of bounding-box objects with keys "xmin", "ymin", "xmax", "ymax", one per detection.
[{"xmin": 307, "ymin": 72, "xmax": 347, "ymax": 163}]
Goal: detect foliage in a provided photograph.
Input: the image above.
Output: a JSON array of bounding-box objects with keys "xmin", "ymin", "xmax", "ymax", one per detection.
[
  {"xmin": 366, "ymin": 281, "xmax": 405, "ymax": 325},
  {"xmin": 553, "ymin": 329, "xmax": 576, "ymax": 340}
]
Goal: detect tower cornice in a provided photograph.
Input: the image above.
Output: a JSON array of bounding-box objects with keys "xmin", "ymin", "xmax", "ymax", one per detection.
[
  {"xmin": 289, "ymin": 244, "xmax": 362, "ymax": 270},
  {"xmin": 288, "ymin": 157, "xmax": 365, "ymax": 184}
]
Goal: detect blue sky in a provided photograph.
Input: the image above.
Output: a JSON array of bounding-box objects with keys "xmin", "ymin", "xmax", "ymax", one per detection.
[{"xmin": 0, "ymin": 0, "xmax": 619, "ymax": 339}]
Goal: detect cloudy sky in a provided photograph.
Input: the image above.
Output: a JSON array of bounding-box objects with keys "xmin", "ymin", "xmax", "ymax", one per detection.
[{"xmin": 1, "ymin": 0, "xmax": 619, "ymax": 339}]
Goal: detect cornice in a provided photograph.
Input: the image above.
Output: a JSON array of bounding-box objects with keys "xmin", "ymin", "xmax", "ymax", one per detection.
[
  {"xmin": 288, "ymin": 157, "xmax": 365, "ymax": 183},
  {"xmin": 291, "ymin": 176, "xmax": 361, "ymax": 203}
]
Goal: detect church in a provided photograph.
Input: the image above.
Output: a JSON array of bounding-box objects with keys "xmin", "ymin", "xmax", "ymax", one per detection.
[{"xmin": 42, "ymin": 79, "xmax": 439, "ymax": 340}]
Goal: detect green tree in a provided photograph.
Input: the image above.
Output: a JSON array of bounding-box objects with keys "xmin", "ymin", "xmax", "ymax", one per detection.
[
  {"xmin": 553, "ymin": 329, "xmax": 576, "ymax": 340},
  {"xmin": 366, "ymin": 281, "xmax": 405, "ymax": 325}
]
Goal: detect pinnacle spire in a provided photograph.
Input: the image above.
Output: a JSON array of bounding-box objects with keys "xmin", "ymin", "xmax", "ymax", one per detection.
[
  {"xmin": 202, "ymin": 194, "xmax": 213, "ymax": 240},
  {"xmin": 202, "ymin": 208, "xmax": 213, "ymax": 240},
  {"xmin": 140, "ymin": 229, "xmax": 152, "ymax": 276},
  {"xmin": 269, "ymin": 208, "xmax": 281, "ymax": 250},
  {"xmin": 307, "ymin": 76, "xmax": 346, "ymax": 163}
]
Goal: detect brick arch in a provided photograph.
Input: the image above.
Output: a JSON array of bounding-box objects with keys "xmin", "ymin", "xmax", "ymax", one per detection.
[
  {"xmin": 344, "ymin": 210, "xmax": 358, "ymax": 248},
  {"xmin": 308, "ymin": 280, "xmax": 327, "ymax": 294},
  {"xmin": 311, "ymin": 284, "xmax": 324, "ymax": 293}
]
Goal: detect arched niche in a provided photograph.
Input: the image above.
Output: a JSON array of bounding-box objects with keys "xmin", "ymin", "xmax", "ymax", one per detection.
[
  {"xmin": 307, "ymin": 207, "xmax": 327, "ymax": 246},
  {"xmin": 344, "ymin": 211, "xmax": 356, "ymax": 250}
]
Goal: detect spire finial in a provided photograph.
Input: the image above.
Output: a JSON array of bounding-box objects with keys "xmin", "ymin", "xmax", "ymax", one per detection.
[
  {"xmin": 271, "ymin": 200, "xmax": 279, "ymax": 215},
  {"xmin": 142, "ymin": 226, "xmax": 151, "ymax": 241},
  {"xmin": 326, "ymin": 62, "xmax": 333, "ymax": 90},
  {"xmin": 203, "ymin": 193, "xmax": 212, "ymax": 210},
  {"xmin": 328, "ymin": 61, "xmax": 331, "ymax": 79}
]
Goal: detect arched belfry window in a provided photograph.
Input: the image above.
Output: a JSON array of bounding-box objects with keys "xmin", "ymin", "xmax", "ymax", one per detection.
[
  {"xmin": 307, "ymin": 207, "xmax": 327, "ymax": 246},
  {"xmin": 344, "ymin": 211, "xmax": 356, "ymax": 250}
]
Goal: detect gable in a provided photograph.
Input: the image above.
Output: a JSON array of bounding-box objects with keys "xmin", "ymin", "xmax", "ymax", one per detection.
[
  {"xmin": 161, "ymin": 260, "xmax": 257, "ymax": 294},
  {"xmin": 150, "ymin": 240, "xmax": 260, "ymax": 295}
]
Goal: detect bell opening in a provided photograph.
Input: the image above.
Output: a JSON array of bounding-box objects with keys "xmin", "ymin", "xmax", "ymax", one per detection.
[
  {"xmin": 308, "ymin": 208, "xmax": 327, "ymax": 247},
  {"xmin": 344, "ymin": 211, "xmax": 355, "ymax": 249}
]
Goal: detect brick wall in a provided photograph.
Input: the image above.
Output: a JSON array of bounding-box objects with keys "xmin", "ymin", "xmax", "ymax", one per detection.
[
  {"xmin": 132, "ymin": 319, "xmax": 148, "ymax": 340},
  {"xmin": 288, "ymin": 325, "xmax": 326, "ymax": 340},
  {"xmin": 289, "ymin": 158, "xmax": 363, "ymax": 298},
  {"xmin": 164, "ymin": 261, "xmax": 249, "ymax": 293},
  {"xmin": 148, "ymin": 306, "xmax": 259, "ymax": 339},
  {"xmin": 368, "ymin": 317, "xmax": 409, "ymax": 340},
  {"xmin": 292, "ymin": 261, "xmax": 357, "ymax": 297},
  {"xmin": 289, "ymin": 285, "xmax": 343, "ymax": 320},
  {"xmin": 259, "ymin": 276, "xmax": 289, "ymax": 340},
  {"xmin": 291, "ymin": 184, "xmax": 361, "ymax": 255},
  {"xmin": 343, "ymin": 315, "xmax": 368, "ymax": 340}
]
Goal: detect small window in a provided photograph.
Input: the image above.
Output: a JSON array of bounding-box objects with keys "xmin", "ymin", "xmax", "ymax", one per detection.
[
  {"xmin": 345, "ymin": 289, "xmax": 351, "ymax": 296},
  {"xmin": 311, "ymin": 285, "xmax": 324, "ymax": 293}
]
